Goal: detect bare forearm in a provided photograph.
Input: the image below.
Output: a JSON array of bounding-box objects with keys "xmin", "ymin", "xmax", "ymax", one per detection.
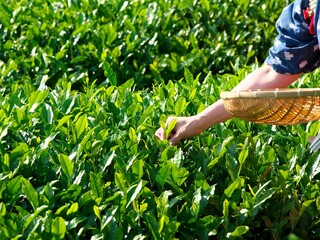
[
  {"xmin": 233, "ymin": 65, "xmax": 301, "ymax": 90},
  {"xmin": 194, "ymin": 65, "xmax": 301, "ymax": 132}
]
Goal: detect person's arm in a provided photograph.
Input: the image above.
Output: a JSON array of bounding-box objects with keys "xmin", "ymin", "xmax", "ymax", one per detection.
[{"xmin": 155, "ymin": 64, "xmax": 301, "ymax": 145}]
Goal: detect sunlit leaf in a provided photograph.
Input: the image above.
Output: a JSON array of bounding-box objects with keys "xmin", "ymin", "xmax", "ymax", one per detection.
[
  {"xmin": 224, "ymin": 177, "xmax": 245, "ymax": 198},
  {"xmin": 59, "ymin": 154, "xmax": 74, "ymax": 182},
  {"xmin": 75, "ymin": 114, "xmax": 88, "ymax": 138},
  {"xmin": 52, "ymin": 217, "xmax": 66, "ymax": 239},
  {"xmin": 126, "ymin": 180, "xmax": 143, "ymax": 208},
  {"xmin": 227, "ymin": 226, "xmax": 250, "ymax": 237}
]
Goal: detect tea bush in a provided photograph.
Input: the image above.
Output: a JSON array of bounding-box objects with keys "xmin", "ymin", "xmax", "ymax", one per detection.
[
  {"xmin": 1, "ymin": 67, "xmax": 320, "ymax": 239},
  {"xmin": 1, "ymin": 0, "xmax": 286, "ymax": 89},
  {"xmin": 1, "ymin": 0, "xmax": 320, "ymax": 239}
]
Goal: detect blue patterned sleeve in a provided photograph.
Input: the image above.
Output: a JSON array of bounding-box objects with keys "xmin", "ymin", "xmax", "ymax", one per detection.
[{"xmin": 265, "ymin": 0, "xmax": 320, "ymax": 74}]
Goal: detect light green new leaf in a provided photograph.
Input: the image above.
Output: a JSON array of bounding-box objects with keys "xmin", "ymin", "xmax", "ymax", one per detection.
[
  {"xmin": 59, "ymin": 154, "xmax": 74, "ymax": 181},
  {"xmin": 223, "ymin": 199, "xmax": 229, "ymax": 219},
  {"xmin": 200, "ymin": 0, "xmax": 210, "ymax": 11},
  {"xmin": 75, "ymin": 114, "xmax": 88, "ymax": 139},
  {"xmin": 0, "ymin": 202, "xmax": 6, "ymax": 216},
  {"xmin": 299, "ymin": 200, "xmax": 314, "ymax": 216},
  {"xmin": 227, "ymin": 226, "xmax": 250, "ymax": 237},
  {"xmin": 184, "ymin": 67, "xmax": 194, "ymax": 85},
  {"xmin": 67, "ymin": 202, "xmax": 79, "ymax": 216},
  {"xmin": 238, "ymin": 149, "xmax": 249, "ymax": 165},
  {"xmin": 165, "ymin": 119, "xmax": 177, "ymax": 140},
  {"xmin": 10, "ymin": 142, "xmax": 29, "ymax": 159},
  {"xmin": 129, "ymin": 127, "xmax": 137, "ymax": 141},
  {"xmin": 176, "ymin": 168, "xmax": 189, "ymax": 186},
  {"xmin": 55, "ymin": 115, "xmax": 72, "ymax": 131},
  {"xmin": 94, "ymin": 205, "xmax": 101, "ymax": 221},
  {"xmin": 52, "ymin": 217, "xmax": 66, "ymax": 240},
  {"xmin": 28, "ymin": 90, "xmax": 49, "ymax": 113},
  {"xmin": 174, "ymin": 97, "xmax": 188, "ymax": 115},
  {"xmin": 132, "ymin": 160, "xmax": 144, "ymax": 180}
]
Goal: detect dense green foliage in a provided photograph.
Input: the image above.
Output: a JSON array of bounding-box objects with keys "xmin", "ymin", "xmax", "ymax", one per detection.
[
  {"xmin": 1, "ymin": 0, "xmax": 286, "ymax": 89},
  {"xmin": 1, "ymin": 0, "xmax": 320, "ymax": 239},
  {"xmin": 1, "ymin": 66, "xmax": 320, "ymax": 239}
]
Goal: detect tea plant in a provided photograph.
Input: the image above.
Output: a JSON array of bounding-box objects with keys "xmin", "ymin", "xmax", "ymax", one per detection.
[
  {"xmin": 1, "ymin": 0, "xmax": 286, "ymax": 89},
  {"xmin": 1, "ymin": 67, "xmax": 320, "ymax": 239},
  {"xmin": 1, "ymin": 0, "xmax": 320, "ymax": 239}
]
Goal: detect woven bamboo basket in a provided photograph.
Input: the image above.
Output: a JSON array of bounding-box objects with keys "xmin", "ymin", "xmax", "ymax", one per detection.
[{"xmin": 220, "ymin": 88, "xmax": 320, "ymax": 125}]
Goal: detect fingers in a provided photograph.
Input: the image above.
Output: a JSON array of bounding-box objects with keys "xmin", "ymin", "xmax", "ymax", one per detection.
[
  {"xmin": 155, "ymin": 116, "xmax": 182, "ymax": 145},
  {"xmin": 309, "ymin": 136, "xmax": 316, "ymax": 143},
  {"xmin": 168, "ymin": 133, "xmax": 180, "ymax": 146},
  {"xmin": 155, "ymin": 128, "xmax": 166, "ymax": 140}
]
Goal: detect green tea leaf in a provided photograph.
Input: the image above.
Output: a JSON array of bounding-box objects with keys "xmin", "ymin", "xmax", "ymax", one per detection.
[
  {"xmin": 224, "ymin": 177, "xmax": 244, "ymax": 198},
  {"xmin": 156, "ymin": 165, "xmax": 172, "ymax": 189},
  {"xmin": 0, "ymin": 202, "xmax": 6, "ymax": 216},
  {"xmin": 10, "ymin": 143, "xmax": 29, "ymax": 159},
  {"xmin": 184, "ymin": 67, "xmax": 194, "ymax": 85},
  {"xmin": 28, "ymin": 90, "xmax": 49, "ymax": 113},
  {"xmin": 104, "ymin": 62, "xmax": 117, "ymax": 86},
  {"xmin": 238, "ymin": 149, "xmax": 249, "ymax": 165},
  {"xmin": 126, "ymin": 180, "xmax": 143, "ymax": 208},
  {"xmin": 200, "ymin": 0, "xmax": 210, "ymax": 11},
  {"xmin": 101, "ymin": 207, "xmax": 118, "ymax": 231},
  {"xmin": 94, "ymin": 205, "xmax": 101, "ymax": 221},
  {"xmin": 227, "ymin": 226, "xmax": 250, "ymax": 237},
  {"xmin": 166, "ymin": 118, "xmax": 177, "ymax": 140},
  {"xmin": 40, "ymin": 132, "xmax": 59, "ymax": 150},
  {"xmin": 129, "ymin": 127, "xmax": 137, "ymax": 141},
  {"xmin": 101, "ymin": 151, "xmax": 116, "ymax": 172},
  {"xmin": 67, "ymin": 202, "xmax": 79, "ymax": 216},
  {"xmin": 7, "ymin": 176, "xmax": 22, "ymax": 196},
  {"xmin": 59, "ymin": 154, "xmax": 74, "ymax": 182},
  {"xmin": 223, "ymin": 199, "xmax": 229, "ymax": 219},
  {"xmin": 52, "ymin": 217, "xmax": 66, "ymax": 240},
  {"xmin": 89, "ymin": 172, "xmax": 103, "ymax": 200},
  {"xmin": 41, "ymin": 103, "xmax": 54, "ymax": 124},
  {"xmin": 174, "ymin": 97, "xmax": 188, "ymax": 115},
  {"xmin": 23, "ymin": 205, "xmax": 48, "ymax": 231},
  {"xmin": 115, "ymin": 172, "xmax": 127, "ymax": 192},
  {"xmin": 75, "ymin": 114, "xmax": 88, "ymax": 138},
  {"xmin": 132, "ymin": 160, "xmax": 144, "ymax": 180},
  {"xmin": 22, "ymin": 178, "xmax": 39, "ymax": 211},
  {"xmin": 55, "ymin": 115, "xmax": 73, "ymax": 130}
]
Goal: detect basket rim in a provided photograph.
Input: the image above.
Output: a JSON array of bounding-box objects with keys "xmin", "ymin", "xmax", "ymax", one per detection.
[{"xmin": 220, "ymin": 88, "xmax": 320, "ymax": 99}]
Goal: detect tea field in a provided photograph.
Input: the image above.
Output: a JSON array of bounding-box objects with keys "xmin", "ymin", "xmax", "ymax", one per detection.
[{"xmin": 1, "ymin": 0, "xmax": 320, "ymax": 239}]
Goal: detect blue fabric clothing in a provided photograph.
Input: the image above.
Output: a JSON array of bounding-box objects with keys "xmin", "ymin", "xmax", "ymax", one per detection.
[{"xmin": 265, "ymin": 0, "xmax": 320, "ymax": 74}]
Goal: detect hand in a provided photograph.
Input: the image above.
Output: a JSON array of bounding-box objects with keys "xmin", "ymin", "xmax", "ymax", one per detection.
[{"xmin": 155, "ymin": 116, "xmax": 201, "ymax": 145}]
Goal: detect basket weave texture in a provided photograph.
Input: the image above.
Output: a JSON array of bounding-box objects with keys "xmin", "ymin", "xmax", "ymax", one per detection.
[{"xmin": 220, "ymin": 89, "xmax": 320, "ymax": 125}]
